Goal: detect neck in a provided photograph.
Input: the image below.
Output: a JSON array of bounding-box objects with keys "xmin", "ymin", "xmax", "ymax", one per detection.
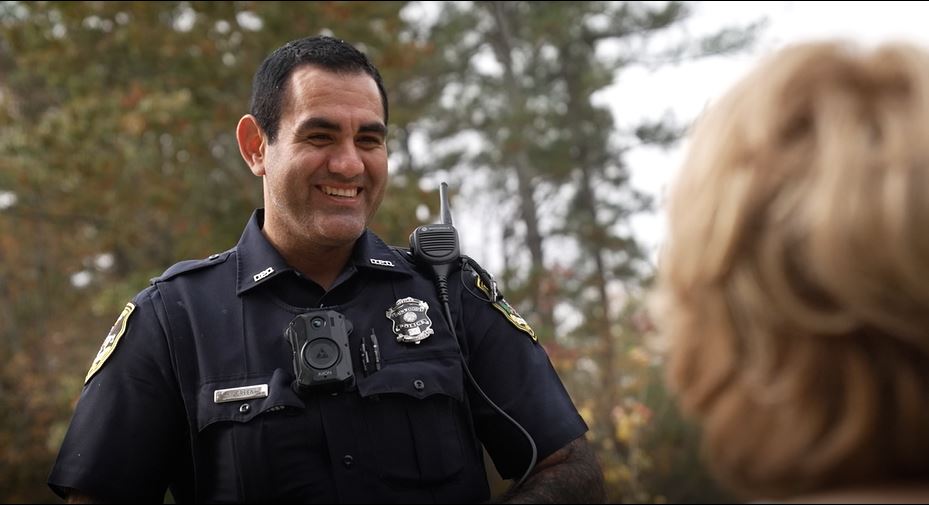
[
  {"xmin": 262, "ymin": 227, "xmax": 356, "ymax": 292},
  {"xmin": 289, "ymin": 242, "xmax": 354, "ymax": 291}
]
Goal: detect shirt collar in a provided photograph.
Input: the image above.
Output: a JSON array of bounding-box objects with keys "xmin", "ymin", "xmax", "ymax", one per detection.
[
  {"xmin": 349, "ymin": 227, "xmax": 415, "ymax": 276},
  {"xmin": 235, "ymin": 209, "xmax": 412, "ymax": 295}
]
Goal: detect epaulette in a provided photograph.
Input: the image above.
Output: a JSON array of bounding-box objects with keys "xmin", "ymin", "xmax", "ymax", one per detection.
[
  {"xmin": 150, "ymin": 249, "xmax": 234, "ymax": 284},
  {"xmin": 461, "ymin": 255, "xmax": 537, "ymax": 342},
  {"xmin": 388, "ymin": 245, "xmax": 466, "ymax": 276},
  {"xmin": 388, "ymin": 245, "xmax": 416, "ymax": 264},
  {"xmin": 461, "ymin": 255, "xmax": 500, "ymax": 301}
]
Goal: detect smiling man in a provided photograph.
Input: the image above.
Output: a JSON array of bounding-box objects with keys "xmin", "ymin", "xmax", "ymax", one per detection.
[
  {"xmin": 48, "ymin": 36, "xmax": 604, "ymax": 504},
  {"xmin": 239, "ymin": 63, "xmax": 389, "ymax": 290}
]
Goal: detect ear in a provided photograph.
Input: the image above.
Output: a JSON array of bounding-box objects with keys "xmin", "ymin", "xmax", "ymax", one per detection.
[{"xmin": 236, "ymin": 114, "xmax": 267, "ymax": 176}]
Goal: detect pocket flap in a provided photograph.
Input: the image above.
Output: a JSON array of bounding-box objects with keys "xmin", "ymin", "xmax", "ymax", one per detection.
[
  {"xmin": 197, "ymin": 368, "xmax": 303, "ymax": 431},
  {"xmin": 357, "ymin": 355, "xmax": 464, "ymax": 402}
]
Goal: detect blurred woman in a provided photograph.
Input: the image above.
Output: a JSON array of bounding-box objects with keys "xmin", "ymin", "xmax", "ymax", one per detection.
[{"xmin": 653, "ymin": 40, "xmax": 929, "ymax": 502}]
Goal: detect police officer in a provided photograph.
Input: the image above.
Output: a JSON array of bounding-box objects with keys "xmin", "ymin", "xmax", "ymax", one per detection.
[{"xmin": 49, "ymin": 36, "xmax": 604, "ymax": 503}]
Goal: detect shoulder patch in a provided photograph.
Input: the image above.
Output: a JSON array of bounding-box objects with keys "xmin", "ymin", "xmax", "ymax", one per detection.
[
  {"xmin": 85, "ymin": 302, "xmax": 136, "ymax": 384},
  {"xmin": 475, "ymin": 275, "xmax": 537, "ymax": 342}
]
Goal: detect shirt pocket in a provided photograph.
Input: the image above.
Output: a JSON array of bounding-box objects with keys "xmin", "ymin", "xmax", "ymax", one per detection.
[
  {"xmin": 197, "ymin": 368, "xmax": 305, "ymax": 429},
  {"xmin": 194, "ymin": 368, "xmax": 308, "ymax": 502},
  {"xmin": 356, "ymin": 353, "xmax": 470, "ymax": 487}
]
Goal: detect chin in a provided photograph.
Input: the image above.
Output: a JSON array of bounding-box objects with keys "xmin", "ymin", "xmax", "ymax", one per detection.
[
  {"xmin": 313, "ymin": 220, "xmax": 366, "ymax": 245},
  {"xmin": 324, "ymin": 230, "xmax": 364, "ymax": 246}
]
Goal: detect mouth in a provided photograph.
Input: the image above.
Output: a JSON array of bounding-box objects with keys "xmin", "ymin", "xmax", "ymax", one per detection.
[{"xmin": 320, "ymin": 185, "xmax": 361, "ymax": 199}]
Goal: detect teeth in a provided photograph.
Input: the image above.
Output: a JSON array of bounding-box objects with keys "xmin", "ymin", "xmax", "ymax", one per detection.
[{"xmin": 322, "ymin": 186, "xmax": 358, "ymax": 198}]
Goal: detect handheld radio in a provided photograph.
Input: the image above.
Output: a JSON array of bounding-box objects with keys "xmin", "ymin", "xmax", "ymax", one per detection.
[
  {"xmin": 409, "ymin": 182, "xmax": 459, "ymax": 301},
  {"xmin": 408, "ymin": 182, "xmax": 538, "ymax": 492}
]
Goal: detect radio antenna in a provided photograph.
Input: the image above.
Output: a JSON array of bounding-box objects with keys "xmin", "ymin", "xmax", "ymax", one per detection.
[{"xmin": 439, "ymin": 182, "xmax": 453, "ymax": 226}]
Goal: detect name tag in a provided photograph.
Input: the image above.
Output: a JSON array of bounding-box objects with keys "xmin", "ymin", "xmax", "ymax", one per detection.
[{"xmin": 213, "ymin": 384, "xmax": 269, "ymax": 403}]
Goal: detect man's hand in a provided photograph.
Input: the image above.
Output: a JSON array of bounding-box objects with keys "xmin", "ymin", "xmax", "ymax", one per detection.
[{"xmin": 499, "ymin": 435, "xmax": 606, "ymax": 504}]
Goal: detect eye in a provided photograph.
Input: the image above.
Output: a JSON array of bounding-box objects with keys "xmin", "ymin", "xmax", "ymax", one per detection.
[
  {"xmin": 356, "ymin": 136, "xmax": 384, "ymax": 148},
  {"xmin": 306, "ymin": 134, "xmax": 333, "ymax": 144}
]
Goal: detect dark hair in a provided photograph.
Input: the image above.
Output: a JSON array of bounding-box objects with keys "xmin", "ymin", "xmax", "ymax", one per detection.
[{"xmin": 249, "ymin": 35, "xmax": 388, "ymax": 144}]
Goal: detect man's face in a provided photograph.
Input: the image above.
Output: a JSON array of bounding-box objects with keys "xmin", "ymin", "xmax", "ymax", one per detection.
[{"xmin": 260, "ymin": 66, "xmax": 387, "ymax": 249}]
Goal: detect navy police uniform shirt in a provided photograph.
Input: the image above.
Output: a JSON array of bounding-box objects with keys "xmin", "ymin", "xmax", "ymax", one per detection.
[{"xmin": 48, "ymin": 209, "xmax": 588, "ymax": 503}]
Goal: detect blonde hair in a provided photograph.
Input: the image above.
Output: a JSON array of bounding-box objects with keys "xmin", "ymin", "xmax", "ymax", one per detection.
[{"xmin": 654, "ymin": 40, "xmax": 929, "ymax": 498}]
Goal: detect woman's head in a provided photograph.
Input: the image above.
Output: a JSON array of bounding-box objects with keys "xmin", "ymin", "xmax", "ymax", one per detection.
[{"xmin": 654, "ymin": 40, "xmax": 929, "ymax": 499}]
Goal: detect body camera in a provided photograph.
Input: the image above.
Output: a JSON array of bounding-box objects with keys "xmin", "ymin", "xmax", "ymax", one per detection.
[{"xmin": 285, "ymin": 309, "xmax": 355, "ymax": 393}]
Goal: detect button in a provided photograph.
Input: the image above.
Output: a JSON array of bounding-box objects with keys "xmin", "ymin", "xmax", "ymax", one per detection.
[
  {"xmin": 413, "ymin": 379, "xmax": 425, "ymax": 391},
  {"xmin": 342, "ymin": 455, "xmax": 354, "ymax": 468},
  {"xmin": 239, "ymin": 403, "xmax": 250, "ymax": 414}
]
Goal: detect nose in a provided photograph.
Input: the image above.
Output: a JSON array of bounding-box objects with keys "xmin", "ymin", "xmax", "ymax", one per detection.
[{"xmin": 328, "ymin": 142, "xmax": 365, "ymax": 178}]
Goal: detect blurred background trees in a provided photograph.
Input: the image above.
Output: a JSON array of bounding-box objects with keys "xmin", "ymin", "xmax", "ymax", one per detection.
[{"xmin": 0, "ymin": 1, "xmax": 757, "ymax": 501}]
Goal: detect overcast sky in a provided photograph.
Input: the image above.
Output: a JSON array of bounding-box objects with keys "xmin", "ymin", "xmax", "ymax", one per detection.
[{"xmin": 615, "ymin": 1, "xmax": 929, "ymax": 257}]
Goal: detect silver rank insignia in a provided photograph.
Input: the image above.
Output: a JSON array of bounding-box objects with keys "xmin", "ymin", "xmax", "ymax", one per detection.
[{"xmin": 386, "ymin": 297, "xmax": 434, "ymax": 344}]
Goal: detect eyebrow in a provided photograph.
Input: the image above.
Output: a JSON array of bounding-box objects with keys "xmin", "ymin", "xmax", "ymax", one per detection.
[{"xmin": 295, "ymin": 117, "xmax": 387, "ymax": 137}]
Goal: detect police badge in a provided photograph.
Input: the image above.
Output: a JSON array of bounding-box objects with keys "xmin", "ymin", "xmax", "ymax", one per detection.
[{"xmin": 386, "ymin": 297, "xmax": 434, "ymax": 344}]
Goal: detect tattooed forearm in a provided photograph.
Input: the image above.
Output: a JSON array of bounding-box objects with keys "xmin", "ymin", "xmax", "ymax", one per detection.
[{"xmin": 499, "ymin": 436, "xmax": 606, "ymax": 504}]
